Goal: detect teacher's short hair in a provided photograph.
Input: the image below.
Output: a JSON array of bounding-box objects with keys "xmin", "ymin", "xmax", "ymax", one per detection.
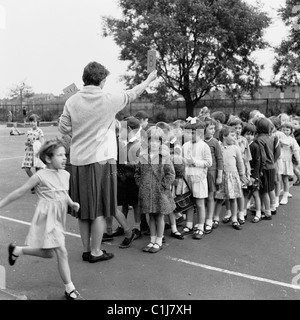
[{"xmin": 82, "ymin": 61, "xmax": 110, "ymax": 86}]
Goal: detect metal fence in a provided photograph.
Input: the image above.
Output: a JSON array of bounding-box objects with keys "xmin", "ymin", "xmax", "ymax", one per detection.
[{"xmin": 1, "ymin": 98, "xmax": 300, "ymax": 123}]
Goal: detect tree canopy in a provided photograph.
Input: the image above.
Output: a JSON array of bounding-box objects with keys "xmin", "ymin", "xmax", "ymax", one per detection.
[
  {"xmin": 102, "ymin": 0, "xmax": 270, "ymax": 116},
  {"xmin": 8, "ymin": 81, "xmax": 34, "ymax": 102},
  {"xmin": 272, "ymin": 0, "xmax": 300, "ymax": 87}
]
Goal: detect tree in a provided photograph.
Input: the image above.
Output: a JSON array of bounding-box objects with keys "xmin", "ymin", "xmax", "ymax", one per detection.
[
  {"xmin": 102, "ymin": 0, "xmax": 270, "ymax": 116},
  {"xmin": 8, "ymin": 81, "xmax": 34, "ymax": 105},
  {"xmin": 272, "ymin": 0, "xmax": 300, "ymax": 87}
]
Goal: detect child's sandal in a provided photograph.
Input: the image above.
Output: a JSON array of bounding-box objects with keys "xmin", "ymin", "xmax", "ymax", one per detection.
[
  {"xmin": 212, "ymin": 220, "xmax": 219, "ymax": 229},
  {"xmin": 142, "ymin": 242, "xmax": 154, "ymax": 252},
  {"xmin": 65, "ymin": 289, "xmax": 85, "ymax": 300},
  {"xmin": 182, "ymin": 226, "xmax": 193, "ymax": 235}
]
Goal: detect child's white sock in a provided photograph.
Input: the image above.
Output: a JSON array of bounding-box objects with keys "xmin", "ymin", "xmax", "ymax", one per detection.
[
  {"xmin": 171, "ymin": 225, "xmax": 178, "ymax": 233},
  {"xmin": 150, "ymin": 236, "xmax": 156, "ymax": 244},
  {"xmin": 65, "ymin": 282, "xmax": 75, "ymax": 294},
  {"xmin": 255, "ymin": 210, "xmax": 261, "ymax": 217},
  {"xmin": 13, "ymin": 247, "xmax": 23, "ymax": 256},
  {"xmin": 198, "ymin": 224, "xmax": 204, "ymax": 231},
  {"xmin": 186, "ymin": 221, "xmax": 193, "ymax": 229},
  {"xmin": 225, "ymin": 210, "xmax": 232, "ymax": 217},
  {"xmin": 156, "ymin": 237, "xmax": 163, "ymax": 246}
]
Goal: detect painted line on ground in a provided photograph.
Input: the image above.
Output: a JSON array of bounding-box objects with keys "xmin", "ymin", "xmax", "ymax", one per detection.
[
  {"xmin": 1, "ymin": 214, "xmax": 299, "ymax": 291},
  {"xmin": 167, "ymin": 256, "xmax": 300, "ymax": 291},
  {"xmin": 0, "ymin": 156, "xmax": 23, "ymax": 161},
  {"xmin": 0, "ymin": 215, "xmax": 80, "ymax": 238}
]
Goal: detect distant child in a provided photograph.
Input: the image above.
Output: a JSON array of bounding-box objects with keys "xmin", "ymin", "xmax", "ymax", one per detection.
[
  {"xmin": 211, "ymin": 111, "xmax": 226, "ymax": 141},
  {"xmin": 203, "ymin": 117, "xmax": 223, "ymax": 233},
  {"xmin": 278, "ymin": 121, "xmax": 300, "ymax": 205},
  {"xmin": 135, "ymin": 126, "xmax": 176, "ymax": 253},
  {"xmin": 241, "ymin": 123, "xmax": 262, "ymax": 223},
  {"xmin": 156, "ymin": 121, "xmax": 185, "ymax": 239},
  {"xmin": 213, "ymin": 126, "xmax": 248, "ymax": 230},
  {"xmin": 181, "ymin": 119, "xmax": 212, "ymax": 239},
  {"xmin": 252, "ymin": 118, "xmax": 281, "ymax": 218},
  {"xmin": 10, "ymin": 123, "xmax": 25, "ymax": 136},
  {"xmin": 269, "ymin": 116, "xmax": 286, "ymax": 207},
  {"xmin": 227, "ymin": 116, "xmax": 251, "ymax": 224},
  {"xmin": 21, "ymin": 114, "xmax": 45, "ymax": 188},
  {"xmin": 291, "ymin": 116, "xmax": 300, "ymax": 186},
  {"xmin": 0, "ymin": 139, "xmax": 84, "ymax": 300}
]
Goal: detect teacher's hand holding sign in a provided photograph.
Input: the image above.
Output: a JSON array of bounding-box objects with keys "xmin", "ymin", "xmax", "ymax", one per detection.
[{"xmin": 147, "ymin": 49, "xmax": 157, "ymax": 73}]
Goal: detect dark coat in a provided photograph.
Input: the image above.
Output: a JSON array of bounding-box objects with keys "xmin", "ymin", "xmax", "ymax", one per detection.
[{"xmin": 135, "ymin": 154, "xmax": 176, "ymax": 215}]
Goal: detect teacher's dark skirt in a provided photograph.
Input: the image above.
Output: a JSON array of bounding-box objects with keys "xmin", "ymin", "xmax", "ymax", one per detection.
[{"xmin": 69, "ymin": 161, "xmax": 117, "ymax": 220}]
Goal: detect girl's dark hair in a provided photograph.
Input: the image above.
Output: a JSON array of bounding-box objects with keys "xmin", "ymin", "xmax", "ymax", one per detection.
[
  {"xmin": 255, "ymin": 117, "xmax": 273, "ymax": 134},
  {"xmin": 219, "ymin": 125, "xmax": 236, "ymax": 142},
  {"xmin": 28, "ymin": 114, "xmax": 40, "ymax": 124},
  {"xmin": 269, "ymin": 116, "xmax": 281, "ymax": 130},
  {"xmin": 38, "ymin": 139, "xmax": 65, "ymax": 164},
  {"xmin": 82, "ymin": 61, "xmax": 110, "ymax": 86},
  {"xmin": 204, "ymin": 117, "xmax": 217, "ymax": 130},
  {"xmin": 211, "ymin": 111, "xmax": 226, "ymax": 124},
  {"xmin": 241, "ymin": 123, "xmax": 256, "ymax": 136}
]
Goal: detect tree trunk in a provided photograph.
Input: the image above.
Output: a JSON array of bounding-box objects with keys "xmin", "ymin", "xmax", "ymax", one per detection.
[{"xmin": 185, "ymin": 97, "xmax": 195, "ymax": 118}]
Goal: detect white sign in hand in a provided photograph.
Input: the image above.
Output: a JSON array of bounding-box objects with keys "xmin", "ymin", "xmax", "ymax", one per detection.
[
  {"xmin": 63, "ymin": 83, "xmax": 79, "ymax": 99},
  {"xmin": 147, "ymin": 50, "xmax": 156, "ymax": 73}
]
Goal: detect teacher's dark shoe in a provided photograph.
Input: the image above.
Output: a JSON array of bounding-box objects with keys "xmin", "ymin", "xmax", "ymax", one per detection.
[
  {"xmin": 89, "ymin": 250, "xmax": 114, "ymax": 263},
  {"xmin": 82, "ymin": 251, "xmax": 91, "ymax": 262}
]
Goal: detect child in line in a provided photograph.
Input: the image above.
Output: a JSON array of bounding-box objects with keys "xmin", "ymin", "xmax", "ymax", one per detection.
[
  {"xmin": 241, "ymin": 123, "xmax": 262, "ymax": 223},
  {"xmin": 203, "ymin": 117, "xmax": 223, "ymax": 233},
  {"xmin": 0, "ymin": 139, "xmax": 84, "ymax": 300},
  {"xmin": 156, "ymin": 121, "xmax": 185, "ymax": 239},
  {"xmin": 227, "ymin": 116, "xmax": 251, "ymax": 224},
  {"xmin": 278, "ymin": 121, "xmax": 300, "ymax": 205},
  {"xmin": 213, "ymin": 126, "xmax": 248, "ymax": 230},
  {"xmin": 181, "ymin": 119, "xmax": 212, "ymax": 239},
  {"xmin": 135, "ymin": 126, "xmax": 176, "ymax": 253},
  {"xmin": 252, "ymin": 118, "xmax": 280, "ymax": 219},
  {"xmin": 21, "ymin": 114, "xmax": 45, "ymax": 193},
  {"xmin": 269, "ymin": 116, "xmax": 286, "ymax": 208}
]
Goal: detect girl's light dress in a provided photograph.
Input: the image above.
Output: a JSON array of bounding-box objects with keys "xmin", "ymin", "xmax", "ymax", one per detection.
[
  {"xmin": 182, "ymin": 140, "xmax": 212, "ymax": 199},
  {"xmin": 277, "ymin": 135, "xmax": 300, "ymax": 177},
  {"xmin": 25, "ymin": 168, "xmax": 70, "ymax": 249},
  {"xmin": 215, "ymin": 145, "xmax": 244, "ymax": 200},
  {"xmin": 21, "ymin": 127, "xmax": 44, "ymax": 168}
]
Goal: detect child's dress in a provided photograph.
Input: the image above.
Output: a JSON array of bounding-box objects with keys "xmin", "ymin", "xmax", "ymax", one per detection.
[
  {"xmin": 215, "ymin": 145, "xmax": 245, "ymax": 199},
  {"xmin": 182, "ymin": 140, "xmax": 212, "ymax": 198},
  {"xmin": 21, "ymin": 127, "xmax": 44, "ymax": 168},
  {"xmin": 278, "ymin": 135, "xmax": 300, "ymax": 177},
  {"xmin": 25, "ymin": 168, "xmax": 70, "ymax": 249}
]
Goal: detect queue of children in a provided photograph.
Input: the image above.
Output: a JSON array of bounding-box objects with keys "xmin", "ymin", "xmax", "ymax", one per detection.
[{"xmin": 109, "ymin": 108, "xmax": 300, "ymax": 245}]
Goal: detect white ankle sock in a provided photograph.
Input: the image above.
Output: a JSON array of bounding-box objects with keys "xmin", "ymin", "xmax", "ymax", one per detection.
[
  {"xmin": 156, "ymin": 237, "xmax": 163, "ymax": 246},
  {"xmin": 65, "ymin": 282, "xmax": 75, "ymax": 293},
  {"xmin": 14, "ymin": 246, "xmax": 23, "ymax": 256}
]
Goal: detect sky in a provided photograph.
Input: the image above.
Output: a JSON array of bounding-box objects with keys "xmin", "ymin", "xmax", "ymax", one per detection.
[{"xmin": 0, "ymin": 0, "xmax": 289, "ymax": 99}]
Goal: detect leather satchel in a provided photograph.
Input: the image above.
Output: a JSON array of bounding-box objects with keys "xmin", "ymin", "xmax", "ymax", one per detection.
[{"xmin": 174, "ymin": 176, "xmax": 195, "ymax": 213}]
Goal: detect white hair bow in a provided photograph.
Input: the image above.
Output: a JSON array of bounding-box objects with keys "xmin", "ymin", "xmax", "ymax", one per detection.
[{"xmin": 186, "ymin": 116, "xmax": 198, "ymax": 124}]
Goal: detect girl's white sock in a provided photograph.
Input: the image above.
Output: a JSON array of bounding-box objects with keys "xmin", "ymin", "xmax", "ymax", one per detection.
[
  {"xmin": 171, "ymin": 225, "xmax": 178, "ymax": 233},
  {"xmin": 186, "ymin": 222, "xmax": 193, "ymax": 229},
  {"xmin": 156, "ymin": 237, "xmax": 163, "ymax": 246},
  {"xmin": 14, "ymin": 247, "xmax": 23, "ymax": 256},
  {"xmin": 150, "ymin": 236, "xmax": 156, "ymax": 244},
  {"xmin": 65, "ymin": 282, "xmax": 75, "ymax": 294}
]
